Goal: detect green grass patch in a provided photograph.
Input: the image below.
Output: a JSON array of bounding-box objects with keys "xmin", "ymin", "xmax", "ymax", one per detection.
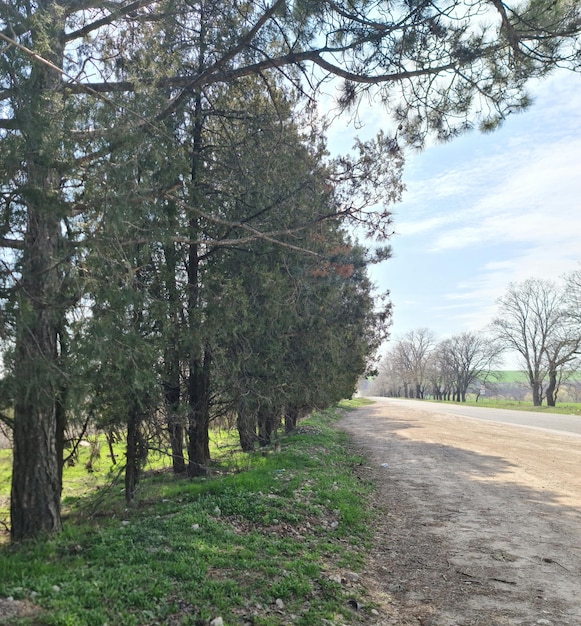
[
  {"xmin": 337, "ymin": 398, "xmax": 374, "ymax": 410},
  {"xmin": 0, "ymin": 405, "xmax": 378, "ymax": 625},
  {"xmin": 426, "ymin": 396, "xmax": 581, "ymax": 416},
  {"xmin": 491, "ymin": 370, "xmax": 581, "ymax": 383},
  {"xmin": 489, "ymin": 370, "xmax": 529, "ymax": 383},
  {"xmin": 0, "ymin": 447, "xmax": 11, "ymax": 527}
]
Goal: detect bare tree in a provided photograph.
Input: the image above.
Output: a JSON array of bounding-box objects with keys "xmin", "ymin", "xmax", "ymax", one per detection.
[
  {"xmin": 398, "ymin": 329, "xmax": 437, "ymax": 399},
  {"xmin": 370, "ymin": 348, "xmax": 404, "ymax": 397},
  {"xmin": 543, "ymin": 321, "xmax": 581, "ymax": 406},
  {"xmin": 492, "ymin": 279, "xmax": 574, "ymax": 406},
  {"xmin": 372, "ymin": 328, "xmax": 436, "ymax": 398},
  {"xmin": 428, "ymin": 347, "xmax": 456, "ymax": 401},
  {"xmin": 563, "ymin": 269, "xmax": 581, "ymax": 329},
  {"xmin": 436, "ymin": 332, "xmax": 501, "ymax": 402},
  {"xmin": 545, "ymin": 269, "xmax": 581, "ymax": 406}
]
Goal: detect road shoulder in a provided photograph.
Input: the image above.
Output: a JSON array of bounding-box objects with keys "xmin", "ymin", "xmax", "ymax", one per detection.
[{"xmin": 339, "ymin": 401, "xmax": 581, "ymax": 625}]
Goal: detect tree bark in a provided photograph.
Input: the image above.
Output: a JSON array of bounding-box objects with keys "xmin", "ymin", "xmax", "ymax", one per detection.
[
  {"xmin": 185, "ymin": 223, "xmax": 212, "ymax": 475},
  {"xmin": 125, "ymin": 400, "xmax": 147, "ymax": 504},
  {"xmin": 187, "ymin": 349, "xmax": 212, "ymax": 476},
  {"xmin": 106, "ymin": 431, "xmax": 118, "ymax": 465},
  {"xmin": 163, "ymin": 333, "xmax": 186, "ymax": 474},
  {"xmin": 532, "ymin": 381, "xmax": 543, "ymax": 406},
  {"xmin": 10, "ymin": 5, "xmax": 66, "ymax": 539},
  {"xmin": 11, "ymin": 197, "xmax": 63, "ymax": 539},
  {"xmin": 258, "ymin": 407, "xmax": 280, "ymax": 447},
  {"xmin": 285, "ymin": 405, "xmax": 300, "ymax": 434},
  {"xmin": 546, "ymin": 371, "xmax": 558, "ymax": 407},
  {"xmin": 166, "ymin": 382, "xmax": 186, "ymax": 473},
  {"xmin": 185, "ymin": 81, "xmax": 212, "ymax": 477},
  {"xmin": 162, "ymin": 236, "xmax": 186, "ymax": 473},
  {"xmin": 237, "ymin": 403, "xmax": 257, "ymax": 452}
]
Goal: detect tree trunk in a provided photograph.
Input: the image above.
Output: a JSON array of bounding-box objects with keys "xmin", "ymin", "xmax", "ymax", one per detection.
[
  {"xmin": 167, "ymin": 391, "xmax": 186, "ymax": 473},
  {"xmin": 237, "ymin": 403, "xmax": 257, "ymax": 452},
  {"xmin": 11, "ymin": 203, "xmax": 63, "ymax": 539},
  {"xmin": 169, "ymin": 424, "xmax": 186, "ymax": 472},
  {"xmin": 11, "ymin": 364, "xmax": 62, "ymax": 540},
  {"xmin": 106, "ymin": 431, "xmax": 118, "ymax": 465},
  {"xmin": 185, "ymin": 86, "xmax": 212, "ymax": 477},
  {"xmin": 162, "ymin": 238, "xmax": 186, "ymax": 473},
  {"xmin": 257, "ymin": 407, "xmax": 277, "ymax": 447},
  {"xmin": 285, "ymin": 405, "xmax": 300, "ymax": 433},
  {"xmin": 532, "ymin": 381, "xmax": 543, "ymax": 406},
  {"xmin": 125, "ymin": 401, "xmax": 147, "ymax": 504},
  {"xmin": 164, "ymin": 355, "xmax": 186, "ymax": 473},
  {"xmin": 187, "ymin": 349, "xmax": 211, "ymax": 476},
  {"xmin": 10, "ymin": 10, "xmax": 66, "ymax": 537},
  {"xmin": 185, "ymin": 220, "xmax": 211, "ymax": 475},
  {"xmin": 546, "ymin": 370, "xmax": 557, "ymax": 407}
]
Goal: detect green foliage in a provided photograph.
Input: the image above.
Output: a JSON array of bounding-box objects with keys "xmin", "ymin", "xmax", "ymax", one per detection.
[{"xmin": 0, "ymin": 407, "xmax": 378, "ymax": 625}]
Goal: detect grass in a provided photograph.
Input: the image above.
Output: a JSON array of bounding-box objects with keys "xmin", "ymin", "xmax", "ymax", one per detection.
[
  {"xmin": 425, "ymin": 396, "xmax": 581, "ymax": 416},
  {"xmin": 0, "ymin": 401, "xmax": 378, "ymax": 625}
]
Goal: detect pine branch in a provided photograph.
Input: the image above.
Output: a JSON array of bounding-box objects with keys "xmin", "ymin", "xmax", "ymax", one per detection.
[
  {"xmin": 153, "ymin": 0, "xmax": 287, "ymax": 121},
  {"xmin": 64, "ymin": 0, "xmax": 158, "ymax": 41},
  {"xmin": 0, "ymin": 237, "xmax": 24, "ymax": 249},
  {"xmin": 0, "ymin": 411, "xmax": 13, "ymax": 431},
  {"xmin": 0, "ymin": 118, "xmax": 18, "ymax": 129}
]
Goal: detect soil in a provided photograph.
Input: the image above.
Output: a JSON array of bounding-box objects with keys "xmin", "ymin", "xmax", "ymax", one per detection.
[{"xmin": 338, "ymin": 398, "xmax": 581, "ymax": 626}]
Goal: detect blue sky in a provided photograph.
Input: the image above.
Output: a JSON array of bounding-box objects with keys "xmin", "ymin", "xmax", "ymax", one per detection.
[{"xmin": 327, "ymin": 71, "xmax": 581, "ymax": 364}]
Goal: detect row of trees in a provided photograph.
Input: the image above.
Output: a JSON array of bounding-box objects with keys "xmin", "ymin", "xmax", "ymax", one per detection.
[
  {"xmin": 0, "ymin": 58, "xmax": 396, "ymax": 538},
  {"xmin": 2, "ymin": 0, "xmax": 580, "ymax": 541},
  {"xmin": 372, "ymin": 274, "xmax": 581, "ymax": 406},
  {"xmin": 371, "ymin": 328, "xmax": 502, "ymax": 402}
]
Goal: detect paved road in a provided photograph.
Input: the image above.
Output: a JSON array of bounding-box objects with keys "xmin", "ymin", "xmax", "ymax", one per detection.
[{"xmin": 367, "ymin": 396, "xmax": 581, "ymax": 437}]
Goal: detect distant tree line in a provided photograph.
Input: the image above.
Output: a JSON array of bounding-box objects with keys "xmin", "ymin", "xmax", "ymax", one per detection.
[
  {"xmin": 370, "ymin": 328, "xmax": 502, "ymax": 402},
  {"xmin": 371, "ymin": 274, "xmax": 581, "ymax": 407}
]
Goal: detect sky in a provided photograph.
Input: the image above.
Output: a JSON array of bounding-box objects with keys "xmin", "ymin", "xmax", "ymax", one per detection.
[{"xmin": 326, "ymin": 71, "xmax": 581, "ymax": 366}]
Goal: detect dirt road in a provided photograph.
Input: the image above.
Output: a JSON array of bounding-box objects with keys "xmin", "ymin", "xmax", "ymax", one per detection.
[{"xmin": 338, "ymin": 398, "xmax": 581, "ymax": 626}]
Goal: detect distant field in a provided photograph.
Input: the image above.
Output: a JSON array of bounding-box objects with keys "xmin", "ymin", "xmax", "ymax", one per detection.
[
  {"xmin": 491, "ymin": 370, "xmax": 528, "ymax": 383},
  {"xmin": 491, "ymin": 370, "xmax": 581, "ymax": 383}
]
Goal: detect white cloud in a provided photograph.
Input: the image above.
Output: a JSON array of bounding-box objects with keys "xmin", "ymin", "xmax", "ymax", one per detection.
[
  {"xmin": 400, "ymin": 118, "xmax": 581, "ymax": 262},
  {"xmin": 330, "ymin": 69, "xmax": 581, "ymax": 356}
]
